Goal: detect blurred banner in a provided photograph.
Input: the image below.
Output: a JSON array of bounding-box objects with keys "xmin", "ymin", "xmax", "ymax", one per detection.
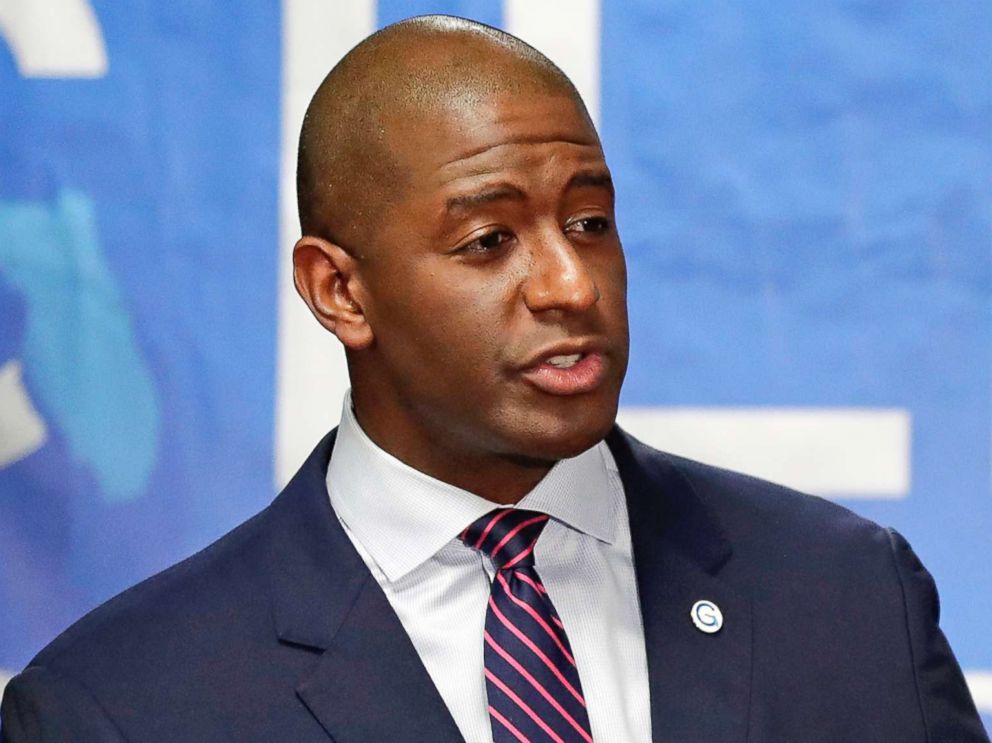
[{"xmin": 1, "ymin": 0, "xmax": 989, "ymax": 721}]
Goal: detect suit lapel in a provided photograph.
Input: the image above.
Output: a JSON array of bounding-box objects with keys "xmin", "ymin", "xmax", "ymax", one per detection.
[
  {"xmin": 608, "ymin": 428, "xmax": 752, "ymax": 743},
  {"xmin": 265, "ymin": 431, "xmax": 462, "ymax": 743},
  {"xmin": 295, "ymin": 576, "xmax": 465, "ymax": 742}
]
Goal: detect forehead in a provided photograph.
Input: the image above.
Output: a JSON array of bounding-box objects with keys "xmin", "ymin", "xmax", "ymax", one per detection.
[{"xmin": 386, "ymin": 90, "xmax": 604, "ymax": 193}]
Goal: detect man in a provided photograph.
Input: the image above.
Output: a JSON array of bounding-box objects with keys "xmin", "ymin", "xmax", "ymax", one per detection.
[{"xmin": 1, "ymin": 15, "xmax": 987, "ymax": 743}]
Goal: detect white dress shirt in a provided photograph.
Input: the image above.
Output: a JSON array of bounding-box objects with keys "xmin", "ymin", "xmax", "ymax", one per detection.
[{"xmin": 326, "ymin": 393, "xmax": 652, "ymax": 743}]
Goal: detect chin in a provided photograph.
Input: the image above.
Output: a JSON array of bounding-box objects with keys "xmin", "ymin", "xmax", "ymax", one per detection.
[{"xmin": 509, "ymin": 398, "xmax": 619, "ymax": 462}]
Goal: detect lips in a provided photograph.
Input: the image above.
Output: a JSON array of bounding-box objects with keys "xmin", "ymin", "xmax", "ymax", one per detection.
[{"xmin": 520, "ymin": 349, "xmax": 607, "ymax": 396}]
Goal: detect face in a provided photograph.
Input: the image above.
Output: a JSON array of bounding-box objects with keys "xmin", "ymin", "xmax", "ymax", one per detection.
[{"xmin": 351, "ymin": 87, "xmax": 629, "ymax": 471}]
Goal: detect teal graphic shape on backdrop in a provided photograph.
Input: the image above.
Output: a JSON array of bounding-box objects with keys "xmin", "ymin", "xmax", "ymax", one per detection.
[{"xmin": 0, "ymin": 190, "xmax": 159, "ymax": 502}]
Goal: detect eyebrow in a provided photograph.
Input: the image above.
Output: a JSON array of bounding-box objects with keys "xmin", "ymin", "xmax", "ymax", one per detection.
[
  {"xmin": 565, "ymin": 170, "xmax": 614, "ymax": 196},
  {"xmin": 445, "ymin": 184, "xmax": 526, "ymax": 215},
  {"xmin": 443, "ymin": 170, "xmax": 614, "ymax": 215}
]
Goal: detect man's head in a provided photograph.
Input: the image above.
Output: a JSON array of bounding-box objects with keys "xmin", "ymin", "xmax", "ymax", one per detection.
[{"xmin": 293, "ymin": 15, "xmax": 629, "ymax": 500}]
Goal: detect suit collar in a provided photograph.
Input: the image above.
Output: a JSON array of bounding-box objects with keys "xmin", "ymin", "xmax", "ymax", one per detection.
[
  {"xmin": 606, "ymin": 426, "xmax": 732, "ymax": 573},
  {"xmin": 607, "ymin": 428, "xmax": 752, "ymax": 743},
  {"xmin": 327, "ymin": 397, "xmax": 618, "ymax": 583}
]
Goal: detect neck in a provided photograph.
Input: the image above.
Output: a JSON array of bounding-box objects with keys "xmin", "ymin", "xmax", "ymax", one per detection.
[{"xmin": 349, "ymin": 398, "xmax": 556, "ymax": 505}]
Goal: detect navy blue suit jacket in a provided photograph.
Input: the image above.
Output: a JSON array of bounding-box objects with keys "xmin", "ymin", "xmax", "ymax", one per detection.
[{"xmin": 2, "ymin": 428, "xmax": 988, "ymax": 741}]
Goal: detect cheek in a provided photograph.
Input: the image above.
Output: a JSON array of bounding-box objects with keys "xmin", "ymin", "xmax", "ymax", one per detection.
[
  {"xmin": 431, "ymin": 288, "xmax": 513, "ymax": 372},
  {"xmin": 376, "ymin": 267, "xmax": 517, "ymax": 378},
  {"xmin": 600, "ymin": 241, "xmax": 628, "ymax": 288}
]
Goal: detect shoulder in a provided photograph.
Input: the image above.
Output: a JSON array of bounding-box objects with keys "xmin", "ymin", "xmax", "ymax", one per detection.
[
  {"xmin": 2, "ymin": 496, "xmax": 300, "ymax": 738},
  {"xmin": 614, "ymin": 431, "xmax": 988, "ymax": 739},
  {"xmin": 615, "ymin": 428, "xmax": 893, "ymax": 565},
  {"xmin": 2, "ymin": 500, "xmax": 310, "ymax": 741},
  {"xmin": 608, "ymin": 426, "xmax": 914, "ymax": 615},
  {"xmin": 31, "ymin": 501, "xmax": 277, "ymax": 679},
  {"xmin": 670, "ymin": 448, "xmax": 887, "ymax": 549},
  {"xmin": 2, "ymin": 432, "xmax": 348, "ymax": 738},
  {"xmin": 26, "ymin": 431, "xmax": 339, "ymax": 682}
]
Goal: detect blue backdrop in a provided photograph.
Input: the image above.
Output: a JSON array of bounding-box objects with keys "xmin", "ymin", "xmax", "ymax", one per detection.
[{"xmin": 1, "ymin": 0, "xmax": 989, "ymax": 727}]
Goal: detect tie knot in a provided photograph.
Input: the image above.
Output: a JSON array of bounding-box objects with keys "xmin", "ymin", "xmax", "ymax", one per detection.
[{"xmin": 460, "ymin": 508, "xmax": 549, "ymax": 570}]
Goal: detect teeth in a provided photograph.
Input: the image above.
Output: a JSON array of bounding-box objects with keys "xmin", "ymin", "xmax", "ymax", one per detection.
[{"xmin": 547, "ymin": 353, "xmax": 582, "ymax": 369}]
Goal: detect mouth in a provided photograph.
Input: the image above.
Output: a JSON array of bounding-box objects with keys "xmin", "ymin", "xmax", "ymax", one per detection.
[{"xmin": 519, "ymin": 345, "xmax": 607, "ymax": 396}]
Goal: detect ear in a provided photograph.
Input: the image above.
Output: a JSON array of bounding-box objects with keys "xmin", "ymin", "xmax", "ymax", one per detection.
[{"xmin": 292, "ymin": 236, "xmax": 374, "ymax": 350}]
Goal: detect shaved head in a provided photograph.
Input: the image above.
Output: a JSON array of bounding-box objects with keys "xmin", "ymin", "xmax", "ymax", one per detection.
[{"xmin": 295, "ymin": 15, "xmax": 592, "ymax": 254}]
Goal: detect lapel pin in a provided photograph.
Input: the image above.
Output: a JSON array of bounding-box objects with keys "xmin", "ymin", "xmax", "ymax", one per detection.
[{"xmin": 690, "ymin": 599, "xmax": 723, "ymax": 634}]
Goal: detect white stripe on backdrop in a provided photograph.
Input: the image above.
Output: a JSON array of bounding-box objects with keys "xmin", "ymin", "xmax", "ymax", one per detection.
[
  {"xmin": 616, "ymin": 407, "xmax": 911, "ymax": 498},
  {"xmin": 0, "ymin": 0, "xmax": 108, "ymax": 78}
]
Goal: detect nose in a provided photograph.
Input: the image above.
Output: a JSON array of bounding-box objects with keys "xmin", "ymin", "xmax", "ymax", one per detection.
[{"xmin": 522, "ymin": 228, "xmax": 600, "ymax": 314}]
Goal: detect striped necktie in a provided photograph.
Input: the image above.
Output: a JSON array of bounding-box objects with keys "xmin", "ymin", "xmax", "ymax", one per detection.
[{"xmin": 461, "ymin": 508, "xmax": 594, "ymax": 743}]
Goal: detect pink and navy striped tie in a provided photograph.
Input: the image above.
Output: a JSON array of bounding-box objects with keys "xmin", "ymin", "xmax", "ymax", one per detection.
[{"xmin": 461, "ymin": 508, "xmax": 594, "ymax": 743}]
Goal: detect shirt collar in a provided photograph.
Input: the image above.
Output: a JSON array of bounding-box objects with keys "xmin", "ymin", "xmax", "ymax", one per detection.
[{"xmin": 326, "ymin": 392, "xmax": 617, "ymax": 583}]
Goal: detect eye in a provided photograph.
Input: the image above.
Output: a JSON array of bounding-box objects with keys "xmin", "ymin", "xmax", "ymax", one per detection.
[
  {"xmin": 566, "ymin": 216, "xmax": 611, "ymax": 234},
  {"xmin": 459, "ymin": 229, "xmax": 514, "ymax": 255}
]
